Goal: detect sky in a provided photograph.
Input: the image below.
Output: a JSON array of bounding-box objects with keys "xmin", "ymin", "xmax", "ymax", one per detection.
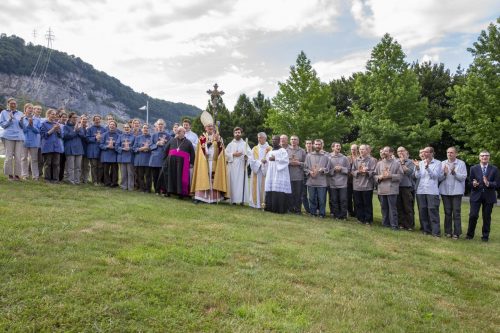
[{"xmin": 0, "ymin": 0, "xmax": 498, "ymax": 111}]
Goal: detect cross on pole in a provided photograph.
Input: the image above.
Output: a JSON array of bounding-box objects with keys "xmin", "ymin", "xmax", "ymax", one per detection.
[
  {"xmin": 206, "ymin": 83, "xmax": 224, "ymax": 130},
  {"xmin": 207, "ymin": 83, "xmax": 224, "ymax": 108}
]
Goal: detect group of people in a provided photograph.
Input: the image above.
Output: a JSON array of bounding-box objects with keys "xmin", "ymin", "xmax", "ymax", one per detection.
[{"xmin": 1, "ymin": 98, "xmax": 498, "ymax": 242}]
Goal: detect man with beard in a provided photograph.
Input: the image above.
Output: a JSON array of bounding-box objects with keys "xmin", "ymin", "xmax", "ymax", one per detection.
[
  {"xmin": 305, "ymin": 139, "xmax": 331, "ymax": 218},
  {"xmin": 225, "ymin": 127, "xmax": 252, "ymax": 205},
  {"xmin": 328, "ymin": 142, "xmax": 350, "ymax": 220}
]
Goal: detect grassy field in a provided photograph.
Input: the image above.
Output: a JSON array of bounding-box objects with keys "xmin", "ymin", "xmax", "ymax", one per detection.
[{"xmin": 0, "ymin": 172, "xmax": 499, "ymax": 332}]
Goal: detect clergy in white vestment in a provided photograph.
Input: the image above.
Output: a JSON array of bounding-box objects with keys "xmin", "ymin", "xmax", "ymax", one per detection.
[
  {"xmin": 265, "ymin": 135, "xmax": 292, "ymax": 214},
  {"xmin": 225, "ymin": 127, "xmax": 252, "ymax": 205},
  {"xmin": 249, "ymin": 132, "xmax": 272, "ymax": 209},
  {"xmin": 182, "ymin": 118, "xmax": 198, "ymax": 149}
]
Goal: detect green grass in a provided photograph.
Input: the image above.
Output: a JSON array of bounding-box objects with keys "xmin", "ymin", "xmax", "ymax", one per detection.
[{"xmin": 0, "ymin": 170, "xmax": 499, "ymax": 332}]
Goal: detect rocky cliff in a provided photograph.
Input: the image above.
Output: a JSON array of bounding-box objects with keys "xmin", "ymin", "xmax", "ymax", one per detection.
[
  {"xmin": 0, "ymin": 72, "xmax": 133, "ymax": 120},
  {"xmin": 0, "ymin": 34, "xmax": 201, "ymax": 122}
]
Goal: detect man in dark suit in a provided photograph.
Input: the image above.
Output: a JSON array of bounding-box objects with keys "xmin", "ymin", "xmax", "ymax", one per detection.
[{"xmin": 466, "ymin": 150, "xmax": 499, "ymax": 242}]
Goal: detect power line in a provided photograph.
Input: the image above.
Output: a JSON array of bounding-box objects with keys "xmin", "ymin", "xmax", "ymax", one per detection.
[{"xmin": 33, "ymin": 27, "xmax": 55, "ymax": 99}]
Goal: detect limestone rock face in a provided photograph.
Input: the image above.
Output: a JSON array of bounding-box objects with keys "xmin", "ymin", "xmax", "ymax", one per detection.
[{"xmin": 0, "ymin": 73, "xmax": 129, "ymax": 120}]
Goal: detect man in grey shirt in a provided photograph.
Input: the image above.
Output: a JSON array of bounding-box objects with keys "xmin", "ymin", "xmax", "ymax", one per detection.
[
  {"xmin": 328, "ymin": 142, "xmax": 350, "ymax": 219},
  {"xmin": 396, "ymin": 146, "xmax": 416, "ymax": 230},
  {"xmin": 351, "ymin": 144, "xmax": 377, "ymax": 225},
  {"xmin": 439, "ymin": 147, "xmax": 467, "ymax": 239},
  {"xmin": 375, "ymin": 146, "xmax": 403, "ymax": 230},
  {"xmin": 305, "ymin": 139, "xmax": 331, "ymax": 218},
  {"xmin": 287, "ymin": 135, "xmax": 307, "ymax": 214}
]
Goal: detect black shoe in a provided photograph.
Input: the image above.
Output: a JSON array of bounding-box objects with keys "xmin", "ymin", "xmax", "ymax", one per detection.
[
  {"xmin": 465, "ymin": 236, "xmax": 473, "ymax": 240},
  {"xmin": 481, "ymin": 238, "xmax": 489, "ymax": 242}
]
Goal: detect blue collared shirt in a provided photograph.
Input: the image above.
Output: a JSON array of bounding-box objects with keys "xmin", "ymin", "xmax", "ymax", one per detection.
[
  {"xmin": 415, "ymin": 158, "xmax": 442, "ymax": 195},
  {"xmin": 439, "ymin": 159, "xmax": 467, "ymax": 196},
  {"xmin": 0, "ymin": 109, "xmax": 25, "ymax": 141}
]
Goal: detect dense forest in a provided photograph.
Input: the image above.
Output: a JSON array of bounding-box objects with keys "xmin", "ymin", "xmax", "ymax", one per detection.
[{"xmin": 0, "ymin": 34, "xmax": 201, "ymax": 122}]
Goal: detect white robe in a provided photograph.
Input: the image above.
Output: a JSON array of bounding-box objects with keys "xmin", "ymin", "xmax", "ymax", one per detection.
[
  {"xmin": 265, "ymin": 148, "xmax": 291, "ymax": 194},
  {"xmin": 185, "ymin": 130, "xmax": 198, "ymax": 150},
  {"xmin": 225, "ymin": 139, "xmax": 252, "ymax": 204},
  {"xmin": 249, "ymin": 143, "xmax": 270, "ymax": 208}
]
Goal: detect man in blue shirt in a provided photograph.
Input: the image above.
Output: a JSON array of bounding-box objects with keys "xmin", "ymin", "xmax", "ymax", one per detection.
[{"xmin": 414, "ymin": 146, "xmax": 443, "ymax": 237}]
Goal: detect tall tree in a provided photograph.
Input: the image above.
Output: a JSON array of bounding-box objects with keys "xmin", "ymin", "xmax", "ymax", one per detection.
[
  {"xmin": 265, "ymin": 51, "xmax": 349, "ymax": 142},
  {"xmin": 449, "ymin": 18, "xmax": 500, "ymax": 164},
  {"xmin": 252, "ymin": 90, "xmax": 273, "ymax": 136},
  {"xmin": 329, "ymin": 74, "xmax": 360, "ymax": 144},
  {"xmin": 230, "ymin": 91, "xmax": 272, "ymax": 146},
  {"xmin": 412, "ymin": 61, "xmax": 457, "ymax": 160},
  {"xmin": 351, "ymin": 34, "xmax": 440, "ymax": 157},
  {"xmin": 231, "ymin": 94, "xmax": 259, "ymax": 146}
]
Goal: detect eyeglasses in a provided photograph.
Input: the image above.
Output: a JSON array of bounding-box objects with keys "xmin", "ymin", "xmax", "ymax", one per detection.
[{"xmin": 480, "ymin": 154, "xmax": 490, "ymax": 157}]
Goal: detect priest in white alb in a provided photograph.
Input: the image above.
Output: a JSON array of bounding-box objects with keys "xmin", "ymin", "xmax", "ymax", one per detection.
[
  {"xmin": 249, "ymin": 132, "xmax": 271, "ymax": 209},
  {"xmin": 265, "ymin": 135, "xmax": 292, "ymax": 214},
  {"xmin": 225, "ymin": 127, "xmax": 252, "ymax": 205}
]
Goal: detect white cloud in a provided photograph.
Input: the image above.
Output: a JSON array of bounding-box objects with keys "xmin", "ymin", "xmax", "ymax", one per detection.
[
  {"xmin": 350, "ymin": 0, "xmax": 499, "ymax": 48},
  {"xmin": 313, "ymin": 50, "xmax": 371, "ymax": 82},
  {"xmin": 0, "ymin": 0, "xmax": 494, "ymax": 112}
]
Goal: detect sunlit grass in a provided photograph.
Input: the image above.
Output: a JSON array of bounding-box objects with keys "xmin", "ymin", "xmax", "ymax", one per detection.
[{"xmin": 0, "ymin": 168, "xmax": 498, "ymax": 332}]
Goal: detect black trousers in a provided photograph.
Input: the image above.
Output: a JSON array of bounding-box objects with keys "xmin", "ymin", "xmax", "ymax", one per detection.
[
  {"xmin": 467, "ymin": 199, "xmax": 494, "ymax": 240},
  {"xmin": 289, "ymin": 180, "xmax": 303, "ymax": 213},
  {"xmin": 347, "ymin": 182, "xmax": 356, "ymax": 217},
  {"xmin": 90, "ymin": 158, "xmax": 104, "ymax": 184},
  {"xmin": 353, "ymin": 190, "xmax": 373, "ymax": 224},
  {"xmin": 329, "ymin": 187, "xmax": 347, "ymax": 218},
  {"xmin": 397, "ymin": 187, "xmax": 415, "ymax": 229},
  {"xmin": 151, "ymin": 167, "xmax": 162, "ymax": 194},
  {"xmin": 43, "ymin": 153, "xmax": 60, "ymax": 181},
  {"xmin": 136, "ymin": 166, "xmax": 152, "ymax": 193},
  {"xmin": 265, "ymin": 191, "xmax": 288, "ymax": 214},
  {"xmin": 103, "ymin": 163, "xmax": 119, "ymax": 187},
  {"xmin": 58, "ymin": 153, "xmax": 66, "ymax": 181},
  {"xmin": 301, "ymin": 178, "xmax": 310, "ymax": 214}
]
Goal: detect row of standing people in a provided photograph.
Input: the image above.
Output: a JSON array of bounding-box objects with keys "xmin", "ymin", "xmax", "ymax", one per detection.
[
  {"xmin": 2, "ymin": 99, "xmax": 497, "ymax": 241},
  {"xmin": 244, "ymin": 133, "xmax": 497, "ymax": 242},
  {"xmin": 0, "ymin": 99, "xmax": 200, "ymax": 192}
]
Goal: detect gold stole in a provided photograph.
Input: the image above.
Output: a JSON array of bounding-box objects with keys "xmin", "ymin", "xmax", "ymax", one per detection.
[{"xmin": 252, "ymin": 145, "xmax": 271, "ymax": 204}]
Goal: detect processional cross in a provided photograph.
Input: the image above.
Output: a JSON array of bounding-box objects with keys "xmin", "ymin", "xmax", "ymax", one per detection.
[{"xmin": 206, "ymin": 83, "xmax": 225, "ymax": 128}]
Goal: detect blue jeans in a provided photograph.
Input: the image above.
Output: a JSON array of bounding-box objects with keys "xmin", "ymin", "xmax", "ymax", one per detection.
[{"xmin": 308, "ymin": 186, "xmax": 327, "ymax": 217}]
